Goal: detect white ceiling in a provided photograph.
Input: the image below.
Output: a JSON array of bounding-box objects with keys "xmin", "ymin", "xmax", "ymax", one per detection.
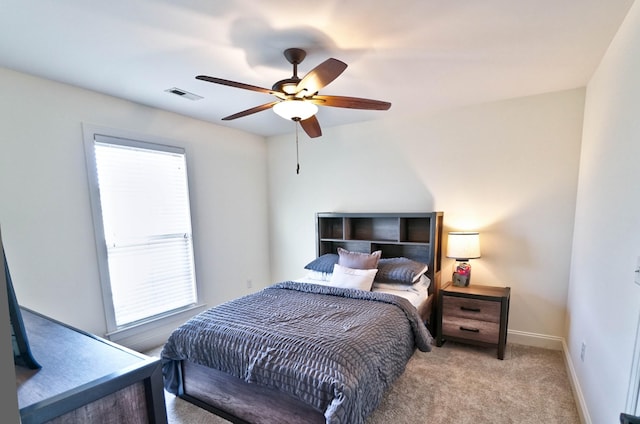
[{"xmin": 0, "ymin": 0, "xmax": 635, "ymax": 138}]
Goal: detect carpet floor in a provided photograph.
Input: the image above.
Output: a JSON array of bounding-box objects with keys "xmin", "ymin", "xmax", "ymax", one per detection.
[{"xmin": 145, "ymin": 341, "xmax": 581, "ymax": 424}]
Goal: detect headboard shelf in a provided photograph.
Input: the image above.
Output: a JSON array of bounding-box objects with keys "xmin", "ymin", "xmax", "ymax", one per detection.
[
  {"xmin": 319, "ymin": 214, "xmax": 435, "ymax": 243},
  {"xmin": 316, "ymin": 212, "xmax": 443, "ymax": 281},
  {"xmin": 401, "ymin": 217, "xmax": 432, "ymax": 243},
  {"xmin": 316, "ymin": 212, "xmax": 444, "ymax": 328},
  {"xmin": 318, "ymin": 217, "xmax": 344, "ymax": 240}
]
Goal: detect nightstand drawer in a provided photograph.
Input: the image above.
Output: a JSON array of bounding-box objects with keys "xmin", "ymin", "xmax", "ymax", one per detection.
[
  {"xmin": 441, "ymin": 316, "xmax": 500, "ymax": 344},
  {"xmin": 442, "ymin": 296, "xmax": 500, "ymax": 323}
]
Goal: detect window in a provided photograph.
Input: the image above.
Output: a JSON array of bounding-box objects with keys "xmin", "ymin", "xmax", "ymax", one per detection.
[{"xmin": 84, "ymin": 128, "xmax": 198, "ymax": 336}]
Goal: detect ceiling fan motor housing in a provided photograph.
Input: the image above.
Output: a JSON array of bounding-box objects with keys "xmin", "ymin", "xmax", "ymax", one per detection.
[{"xmin": 272, "ymin": 78, "xmax": 300, "ymax": 95}]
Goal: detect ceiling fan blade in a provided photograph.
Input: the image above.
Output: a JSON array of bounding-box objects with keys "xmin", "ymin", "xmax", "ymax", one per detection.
[
  {"xmin": 196, "ymin": 75, "xmax": 281, "ymax": 96},
  {"xmin": 295, "ymin": 58, "xmax": 347, "ymax": 97},
  {"xmin": 299, "ymin": 115, "xmax": 322, "ymax": 138},
  {"xmin": 222, "ymin": 101, "xmax": 279, "ymax": 121},
  {"xmin": 310, "ymin": 95, "xmax": 391, "ymax": 110}
]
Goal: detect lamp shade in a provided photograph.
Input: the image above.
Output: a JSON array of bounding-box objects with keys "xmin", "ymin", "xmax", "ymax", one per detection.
[
  {"xmin": 446, "ymin": 232, "xmax": 481, "ymax": 260},
  {"xmin": 273, "ymin": 100, "xmax": 318, "ymax": 121}
]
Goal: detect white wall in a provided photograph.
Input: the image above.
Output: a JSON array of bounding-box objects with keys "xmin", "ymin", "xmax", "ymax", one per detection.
[
  {"xmin": 567, "ymin": 0, "xmax": 640, "ymax": 422},
  {"xmin": 0, "ymin": 67, "xmax": 271, "ymax": 351},
  {"xmin": 267, "ymin": 88, "xmax": 585, "ymax": 345}
]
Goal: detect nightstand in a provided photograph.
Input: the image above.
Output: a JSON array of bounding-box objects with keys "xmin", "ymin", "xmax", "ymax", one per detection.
[{"xmin": 436, "ymin": 283, "xmax": 511, "ymax": 359}]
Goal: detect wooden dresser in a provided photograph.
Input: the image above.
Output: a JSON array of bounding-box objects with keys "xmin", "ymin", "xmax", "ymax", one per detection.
[
  {"xmin": 15, "ymin": 308, "xmax": 167, "ymax": 424},
  {"xmin": 436, "ymin": 283, "xmax": 511, "ymax": 359}
]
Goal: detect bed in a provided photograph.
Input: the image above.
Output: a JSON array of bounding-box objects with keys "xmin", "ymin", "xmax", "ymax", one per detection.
[{"xmin": 161, "ymin": 212, "xmax": 443, "ymax": 424}]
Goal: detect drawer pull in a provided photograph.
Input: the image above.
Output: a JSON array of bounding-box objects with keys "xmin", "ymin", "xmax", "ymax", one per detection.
[
  {"xmin": 460, "ymin": 326, "xmax": 480, "ymax": 333},
  {"xmin": 460, "ymin": 306, "xmax": 481, "ymax": 313}
]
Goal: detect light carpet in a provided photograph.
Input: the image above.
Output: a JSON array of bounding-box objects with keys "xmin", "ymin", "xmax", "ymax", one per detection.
[{"xmin": 145, "ymin": 341, "xmax": 580, "ymax": 424}]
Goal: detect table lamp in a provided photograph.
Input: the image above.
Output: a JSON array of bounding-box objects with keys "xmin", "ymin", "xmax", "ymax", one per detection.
[{"xmin": 446, "ymin": 232, "xmax": 481, "ymax": 287}]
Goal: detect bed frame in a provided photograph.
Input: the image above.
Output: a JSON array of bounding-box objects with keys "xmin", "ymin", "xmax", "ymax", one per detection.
[{"xmin": 172, "ymin": 211, "xmax": 444, "ymax": 424}]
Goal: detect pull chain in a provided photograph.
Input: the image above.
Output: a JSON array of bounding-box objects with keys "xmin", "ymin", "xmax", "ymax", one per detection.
[{"xmin": 295, "ymin": 119, "xmax": 300, "ymax": 174}]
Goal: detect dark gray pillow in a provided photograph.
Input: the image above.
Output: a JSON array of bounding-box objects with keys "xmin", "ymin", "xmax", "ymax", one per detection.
[
  {"xmin": 304, "ymin": 253, "xmax": 339, "ymax": 273},
  {"xmin": 376, "ymin": 257, "xmax": 429, "ymax": 285},
  {"xmin": 337, "ymin": 247, "xmax": 381, "ymax": 269}
]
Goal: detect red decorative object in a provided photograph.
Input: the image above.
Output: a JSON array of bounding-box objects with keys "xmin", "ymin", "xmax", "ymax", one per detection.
[{"xmin": 455, "ymin": 262, "xmax": 471, "ymax": 276}]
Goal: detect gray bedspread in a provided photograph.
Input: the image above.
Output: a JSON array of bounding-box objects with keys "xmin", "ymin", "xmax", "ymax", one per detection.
[{"xmin": 161, "ymin": 281, "xmax": 434, "ymax": 424}]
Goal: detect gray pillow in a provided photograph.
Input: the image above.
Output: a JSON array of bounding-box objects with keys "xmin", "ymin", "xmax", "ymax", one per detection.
[
  {"xmin": 337, "ymin": 247, "xmax": 381, "ymax": 270},
  {"xmin": 304, "ymin": 253, "xmax": 339, "ymax": 273},
  {"xmin": 376, "ymin": 257, "xmax": 429, "ymax": 285}
]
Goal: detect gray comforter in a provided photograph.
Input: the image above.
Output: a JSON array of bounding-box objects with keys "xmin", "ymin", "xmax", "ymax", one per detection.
[{"xmin": 161, "ymin": 281, "xmax": 434, "ymax": 424}]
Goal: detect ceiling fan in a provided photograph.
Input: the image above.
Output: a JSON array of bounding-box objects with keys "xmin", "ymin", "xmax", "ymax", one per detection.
[{"xmin": 196, "ymin": 48, "xmax": 392, "ymax": 139}]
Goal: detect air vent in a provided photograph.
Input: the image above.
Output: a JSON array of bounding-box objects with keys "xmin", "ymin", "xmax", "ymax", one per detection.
[{"xmin": 165, "ymin": 87, "xmax": 203, "ymax": 101}]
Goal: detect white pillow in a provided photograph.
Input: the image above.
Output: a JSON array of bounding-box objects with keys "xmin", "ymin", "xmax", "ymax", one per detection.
[
  {"xmin": 304, "ymin": 270, "xmax": 333, "ymax": 282},
  {"xmin": 329, "ymin": 263, "xmax": 378, "ymax": 291}
]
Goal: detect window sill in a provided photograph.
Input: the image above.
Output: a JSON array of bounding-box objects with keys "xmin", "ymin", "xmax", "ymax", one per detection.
[{"xmin": 105, "ymin": 303, "xmax": 208, "ymax": 345}]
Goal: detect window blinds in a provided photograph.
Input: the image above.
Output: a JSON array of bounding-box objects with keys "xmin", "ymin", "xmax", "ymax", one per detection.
[{"xmin": 93, "ymin": 135, "xmax": 197, "ymax": 327}]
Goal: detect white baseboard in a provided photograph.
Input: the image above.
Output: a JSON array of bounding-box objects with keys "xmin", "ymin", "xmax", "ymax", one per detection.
[
  {"xmin": 507, "ymin": 329, "xmax": 590, "ymax": 424},
  {"xmin": 507, "ymin": 329, "xmax": 564, "ymax": 350},
  {"xmin": 561, "ymin": 338, "xmax": 591, "ymax": 424}
]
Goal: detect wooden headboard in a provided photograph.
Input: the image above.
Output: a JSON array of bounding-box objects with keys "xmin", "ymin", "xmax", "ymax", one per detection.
[{"xmin": 315, "ymin": 212, "xmax": 444, "ymax": 325}]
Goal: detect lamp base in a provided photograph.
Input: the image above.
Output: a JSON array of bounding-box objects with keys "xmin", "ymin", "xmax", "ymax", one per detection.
[
  {"xmin": 452, "ymin": 272, "xmax": 470, "ymax": 287},
  {"xmin": 452, "ymin": 262, "xmax": 471, "ymax": 287}
]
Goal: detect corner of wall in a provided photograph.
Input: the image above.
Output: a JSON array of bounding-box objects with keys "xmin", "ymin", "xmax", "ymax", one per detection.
[{"xmin": 506, "ymin": 330, "xmax": 589, "ymax": 422}]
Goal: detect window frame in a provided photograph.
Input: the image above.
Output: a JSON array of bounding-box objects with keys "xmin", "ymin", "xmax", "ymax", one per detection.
[{"xmin": 83, "ymin": 123, "xmax": 204, "ymax": 342}]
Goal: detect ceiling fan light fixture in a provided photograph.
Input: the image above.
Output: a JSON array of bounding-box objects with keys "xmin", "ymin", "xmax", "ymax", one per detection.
[
  {"xmin": 273, "ymin": 99, "xmax": 318, "ymax": 121},
  {"xmin": 196, "ymin": 47, "xmax": 390, "ymax": 138}
]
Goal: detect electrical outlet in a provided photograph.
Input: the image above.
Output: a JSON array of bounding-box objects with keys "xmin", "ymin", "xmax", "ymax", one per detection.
[
  {"xmin": 246, "ymin": 279, "xmax": 253, "ymax": 289},
  {"xmin": 580, "ymin": 342, "xmax": 587, "ymax": 362},
  {"xmin": 635, "ymin": 257, "xmax": 640, "ymax": 286}
]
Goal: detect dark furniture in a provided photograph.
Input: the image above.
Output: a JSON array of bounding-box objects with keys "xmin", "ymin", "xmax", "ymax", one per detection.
[
  {"xmin": 436, "ymin": 282, "xmax": 511, "ymax": 359},
  {"xmin": 15, "ymin": 308, "xmax": 167, "ymax": 424},
  {"xmin": 621, "ymin": 413, "xmax": 640, "ymax": 424},
  {"xmin": 4, "ymin": 239, "xmax": 40, "ymax": 370},
  {"xmin": 316, "ymin": 211, "xmax": 444, "ymax": 328}
]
